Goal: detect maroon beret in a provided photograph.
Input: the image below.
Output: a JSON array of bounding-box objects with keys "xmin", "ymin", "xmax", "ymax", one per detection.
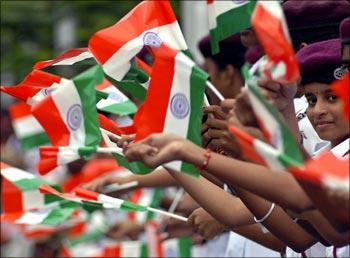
[
  {"xmin": 340, "ymin": 17, "xmax": 350, "ymax": 45},
  {"xmin": 283, "ymin": 0, "xmax": 350, "ymax": 49},
  {"xmin": 198, "ymin": 33, "xmax": 246, "ymax": 70},
  {"xmin": 296, "ymin": 39, "xmax": 343, "ymax": 86}
]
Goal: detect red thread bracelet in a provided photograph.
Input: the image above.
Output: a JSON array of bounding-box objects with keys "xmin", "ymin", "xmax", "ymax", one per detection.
[{"xmin": 198, "ymin": 148, "xmax": 211, "ymax": 172}]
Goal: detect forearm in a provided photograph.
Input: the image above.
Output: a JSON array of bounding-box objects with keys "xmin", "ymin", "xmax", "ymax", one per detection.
[
  {"xmin": 234, "ymin": 187, "xmax": 316, "ymax": 252},
  {"xmin": 184, "ymin": 145, "xmax": 313, "ymax": 212},
  {"xmin": 128, "ymin": 168, "xmax": 178, "ymax": 188},
  {"xmin": 167, "ymin": 169, "xmax": 253, "ymax": 227},
  {"xmin": 233, "ymin": 224, "xmax": 286, "ymax": 253}
]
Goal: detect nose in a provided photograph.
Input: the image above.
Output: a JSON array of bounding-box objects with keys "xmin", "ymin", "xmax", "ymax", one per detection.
[{"xmin": 313, "ymin": 98, "xmax": 328, "ymax": 116}]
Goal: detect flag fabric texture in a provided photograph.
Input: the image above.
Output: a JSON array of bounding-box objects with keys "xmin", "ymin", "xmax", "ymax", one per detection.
[
  {"xmin": 135, "ymin": 44, "xmax": 208, "ymax": 176},
  {"xmin": 33, "ymin": 48, "xmax": 95, "ymax": 70},
  {"xmin": 289, "ymin": 151, "xmax": 349, "ymax": 192},
  {"xmin": 331, "ymin": 72, "xmax": 349, "ymax": 121},
  {"xmin": 31, "ymin": 66, "xmax": 102, "ymax": 147},
  {"xmin": 1, "ymin": 69, "xmax": 69, "ymax": 105},
  {"xmin": 96, "ymin": 78, "xmax": 137, "ymax": 116},
  {"xmin": 251, "ymin": 1, "xmax": 300, "ymax": 83},
  {"xmin": 9, "ymin": 102, "xmax": 49, "ymax": 150},
  {"xmin": 207, "ymin": 0, "xmax": 256, "ymax": 54},
  {"xmin": 245, "ymin": 76, "xmax": 304, "ymax": 165},
  {"xmin": 228, "ymin": 126, "xmax": 302, "ymax": 170},
  {"xmin": 128, "ymin": 188, "xmax": 162, "ymax": 223},
  {"xmin": 88, "ymin": 0, "xmax": 188, "ymax": 100}
]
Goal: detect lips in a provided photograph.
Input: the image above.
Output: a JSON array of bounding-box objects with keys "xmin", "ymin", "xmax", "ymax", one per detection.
[{"xmin": 315, "ymin": 120, "xmax": 334, "ymax": 130}]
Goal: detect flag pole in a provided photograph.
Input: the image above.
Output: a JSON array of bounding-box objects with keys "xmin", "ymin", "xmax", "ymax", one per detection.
[
  {"xmin": 146, "ymin": 207, "xmax": 188, "ymax": 222},
  {"xmin": 103, "ymin": 181, "xmax": 139, "ymax": 194},
  {"xmin": 206, "ymin": 81, "xmax": 224, "ymax": 101}
]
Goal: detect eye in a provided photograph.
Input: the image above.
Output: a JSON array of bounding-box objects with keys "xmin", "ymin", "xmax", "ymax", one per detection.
[
  {"xmin": 306, "ymin": 95, "xmax": 317, "ymax": 107},
  {"xmin": 326, "ymin": 94, "xmax": 338, "ymax": 103}
]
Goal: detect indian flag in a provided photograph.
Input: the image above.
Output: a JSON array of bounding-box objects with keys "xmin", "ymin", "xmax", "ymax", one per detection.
[
  {"xmin": 245, "ymin": 75, "xmax": 304, "ymax": 165},
  {"xmin": 128, "ymin": 188, "xmax": 162, "ymax": 223},
  {"xmin": 228, "ymin": 126, "xmax": 302, "ymax": 170},
  {"xmin": 9, "ymin": 102, "xmax": 49, "ymax": 150},
  {"xmin": 96, "ymin": 78, "xmax": 137, "ymax": 116},
  {"xmin": 207, "ymin": 0, "xmax": 256, "ymax": 54},
  {"xmin": 88, "ymin": 0, "xmax": 188, "ymax": 99},
  {"xmin": 33, "ymin": 48, "xmax": 95, "ymax": 70},
  {"xmin": 1, "ymin": 69, "xmax": 69, "ymax": 105},
  {"xmin": 1, "ymin": 162, "xmax": 60, "ymax": 213},
  {"xmin": 31, "ymin": 66, "xmax": 102, "ymax": 147},
  {"xmin": 252, "ymin": 1, "xmax": 299, "ymax": 83},
  {"xmin": 289, "ymin": 151, "xmax": 349, "ymax": 192},
  {"xmin": 135, "ymin": 44, "xmax": 208, "ymax": 177},
  {"xmin": 161, "ymin": 237, "xmax": 192, "ymax": 258}
]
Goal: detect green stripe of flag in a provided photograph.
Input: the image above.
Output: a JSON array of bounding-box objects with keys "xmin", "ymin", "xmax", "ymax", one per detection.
[
  {"xmin": 180, "ymin": 65, "xmax": 208, "ymax": 177},
  {"xmin": 20, "ymin": 132, "xmax": 50, "ymax": 150},
  {"xmin": 112, "ymin": 152, "xmax": 153, "ymax": 175},
  {"xmin": 178, "ymin": 237, "xmax": 192, "ymax": 258},
  {"xmin": 41, "ymin": 207, "xmax": 76, "ymax": 225},
  {"xmin": 210, "ymin": 1, "xmax": 256, "ymax": 54},
  {"xmin": 146, "ymin": 188, "xmax": 163, "ymax": 220},
  {"xmin": 98, "ymin": 100, "xmax": 137, "ymax": 116},
  {"xmin": 73, "ymin": 65, "xmax": 102, "ymax": 147}
]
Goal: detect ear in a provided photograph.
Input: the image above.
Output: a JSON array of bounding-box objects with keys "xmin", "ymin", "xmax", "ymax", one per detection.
[{"xmin": 222, "ymin": 64, "xmax": 236, "ymax": 82}]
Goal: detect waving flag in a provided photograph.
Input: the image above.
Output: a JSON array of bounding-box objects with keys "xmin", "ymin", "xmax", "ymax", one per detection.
[
  {"xmin": 332, "ymin": 72, "xmax": 349, "ymax": 121},
  {"xmin": 207, "ymin": 0, "xmax": 256, "ymax": 54},
  {"xmin": 245, "ymin": 76, "xmax": 304, "ymax": 165},
  {"xmin": 1, "ymin": 163, "xmax": 59, "ymax": 213},
  {"xmin": 128, "ymin": 188, "xmax": 162, "ymax": 223},
  {"xmin": 252, "ymin": 1, "xmax": 299, "ymax": 83},
  {"xmin": 135, "ymin": 45, "xmax": 208, "ymax": 177},
  {"xmin": 1, "ymin": 70, "xmax": 68, "ymax": 105},
  {"xmin": 9, "ymin": 102, "xmax": 49, "ymax": 150},
  {"xmin": 31, "ymin": 66, "xmax": 102, "ymax": 147},
  {"xmin": 290, "ymin": 151, "xmax": 349, "ymax": 192},
  {"xmin": 228, "ymin": 126, "xmax": 302, "ymax": 170},
  {"xmin": 88, "ymin": 0, "xmax": 188, "ymax": 100},
  {"xmin": 96, "ymin": 79, "xmax": 137, "ymax": 116},
  {"xmin": 33, "ymin": 48, "xmax": 95, "ymax": 70}
]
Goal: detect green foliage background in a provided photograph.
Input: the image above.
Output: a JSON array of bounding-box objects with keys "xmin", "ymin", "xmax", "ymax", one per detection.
[{"xmin": 1, "ymin": 1, "xmax": 181, "ymax": 83}]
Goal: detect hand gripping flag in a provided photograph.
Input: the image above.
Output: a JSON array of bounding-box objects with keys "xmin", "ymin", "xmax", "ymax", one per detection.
[
  {"xmin": 88, "ymin": 0, "xmax": 188, "ymax": 100},
  {"xmin": 289, "ymin": 151, "xmax": 349, "ymax": 192},
  {"xmin": 207, "ymin": 0, "xmax": 257, "ymax": 54},
  {"xmin": 31, "ymin": 65, "xmax": 102, "ymax": 147},
  {"xmin": 251, "ymin": 1, "xmax": 300, "ymax": 83},
  {"xmin": 244, "ymin": 74, "xmax": 304, "ymax": 165},
  {"xmin": 9, "ymin": 102, "xmax": 49, "ymax": 150},
  {"xmin": 135, "ymin": 44, "xmax": 208, "ymax": 177},
  {"xmin": 1, "ymin": 69, "xmax": 69, "ymax": 105},
  {"xmin": 96, "ymin": 78, "xmax": 137, "ymax": 116},
  {"xmin": 331, "ymin": 72, "xmax": 349, "ymax": 121}
]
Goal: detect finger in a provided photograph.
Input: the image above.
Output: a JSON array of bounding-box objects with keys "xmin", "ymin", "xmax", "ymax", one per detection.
[
  {"xmin": 205, "ymin": 117, "xmax": 228, "ymax": 130},
  {"xmin": 187, "ymin": 213, "xmax": 195, "ymax": 228},
  {"xmin": 203, "ymin": 105, "xmax": 226, "ymax": 119},
  {"xmin": 220, "ymin": 99, "xmax": 235, "ymax": 114},
  {"xmin": 108, "ymin": 134, "xmax": 119, "ymax": 144}
]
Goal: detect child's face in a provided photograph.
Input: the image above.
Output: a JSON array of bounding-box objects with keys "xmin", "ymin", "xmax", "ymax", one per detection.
[{"xmin": 305, "ymin": 82, "xmax": 349, "ymax": 146}]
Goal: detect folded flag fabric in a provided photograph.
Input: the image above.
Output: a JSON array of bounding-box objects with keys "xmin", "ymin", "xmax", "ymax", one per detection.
[
  {"xmin": 228, "ymin": 126, "xmax": 302, "ymax": 170},
  {"xmin": 135, "ymin": 44, "xmax": 208, "ymax": 177},
  {"xmin": 331, "ymin": 72, "xmax": 349, "ymax": 121},
  {"xmin": 96, "ymin": 78, "xmax": 137, "ymax": 116},
  {"xmin": 33, "ymin": 48, "xmax": 95, "ymax": 70},
  {"xmin": 1, "ymin": 162, "xmax": 60, "ymax": 213},
  {"xmin": 128, "ymin": 188, "xmax": 162, "ymax": 223},
  {"xmin": 289, "ymin": 151, "xmax": 349, "ymax": 192},
  {"xmin": 252, "ymin": 1, "xmax": 299, "ymax": 83},
  {"xmin": 9, "ymin": 102, "xmax": 50, "ymax": 150},
  {"xmin": 0, "ymin": 69, "xmax": 69, "ymax": 105},
  {"xmin": 88, "ymin": 0, "xmax": 188, "ymax": 100},
  {"xmin": 161, "ymin": 237, "xmax": 193, "ymax": 258},
  {"xmin": 31, "ymin": 65, "xmax": 102, "ymax": 147},
  {"xmin": 207, "ymin": 0, "xmax": 256, "ymax": 54},
  {"xmin": 245, "ymin": 75, "xmax": 304, "ymax": 165},
  {"xmin": 61, "ymin": 239, "xmax": 148, "ymax": 258}
]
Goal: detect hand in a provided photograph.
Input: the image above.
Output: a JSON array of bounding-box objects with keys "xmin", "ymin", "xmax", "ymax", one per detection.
[
  {"xmin": 187, "ymin": 208, "xmax": 226, "ymax": 240},
  {"xmin": 257, "ymin": 78, "xmax": 297, "ymax": 112},
  {"xmin": 232, "ymin": 90, "xmax": 258, "ymax": 128},
  {"xmin": 109, "ymin": 134, "xmax": 135, "ymax": 148},
  {"xmin": 106, "ymin": 221, "xmax": 144, "ymax": 240},
  {"xmin": 160, "ymin": 218, "xmax": 194, "ymax": 241},
  {"xmin": 124, "ymin": 133, "xmax": 195, "ymax": 168},
  {"xmin": 82, "ymin": 174, "xmax": 130, "ymax": 193}
]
